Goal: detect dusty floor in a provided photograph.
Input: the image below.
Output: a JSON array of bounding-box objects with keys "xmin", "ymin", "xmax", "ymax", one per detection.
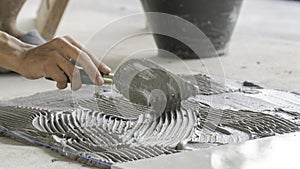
[
  {"xmin": 0, "ymin": 0, "xmax": 300, "ymax": 168},
  {"xmin": 113, "ymin": 132, "xmax": 300, "ymax": 169}
]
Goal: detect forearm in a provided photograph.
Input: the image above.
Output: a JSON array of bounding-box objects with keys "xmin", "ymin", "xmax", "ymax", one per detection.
[
  {"xmin": 0, "ymin": 31, "xmax": 111, "ymax": 90},
  {"xmin": 0, "ymin": 31, "xmax": 33, "ymax": 72}
]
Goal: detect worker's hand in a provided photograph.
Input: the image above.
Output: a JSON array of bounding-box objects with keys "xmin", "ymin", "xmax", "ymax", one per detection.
[{"xmin": 17, "ymin": 36, "xmax": 111, "ymax": 90}]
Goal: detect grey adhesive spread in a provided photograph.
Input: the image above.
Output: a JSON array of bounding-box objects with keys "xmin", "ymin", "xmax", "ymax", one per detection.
[{"xmin": 0, "ymin": 74, "xmax": 300, "ymax": 168}]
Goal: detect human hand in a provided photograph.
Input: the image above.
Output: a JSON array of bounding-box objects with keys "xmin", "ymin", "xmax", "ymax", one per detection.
[{"xmin": 17, "ymin": 36, "xmax": 111, "ymax": 90}]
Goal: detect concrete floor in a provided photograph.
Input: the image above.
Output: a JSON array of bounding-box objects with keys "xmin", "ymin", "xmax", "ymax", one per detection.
[
  {"xmin": 113, "ymin": 132, "xmax": 300, "ymax": 169},
  {"xmin": 1, "ymin": 0, "xmax": 300, "ymax": 168}
]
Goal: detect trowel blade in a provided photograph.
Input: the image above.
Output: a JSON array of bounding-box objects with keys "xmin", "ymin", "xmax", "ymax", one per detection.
[{"xmin": 113, "ymin": 58, "xmax": 198, "ymax": 113}]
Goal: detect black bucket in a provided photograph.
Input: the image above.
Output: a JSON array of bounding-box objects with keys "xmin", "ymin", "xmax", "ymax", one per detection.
[{"xmin": 141, "ymin": 0, "xmax": 243, "ymax": 59}]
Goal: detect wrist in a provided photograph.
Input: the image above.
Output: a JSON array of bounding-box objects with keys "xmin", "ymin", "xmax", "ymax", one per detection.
[
  {"xmin": 12, "ymin": 44, "xmax": 32, "ymax": 74},
  {"xmin": 0, "ymin": 31, "xmax": 34, "ymax": 73}
]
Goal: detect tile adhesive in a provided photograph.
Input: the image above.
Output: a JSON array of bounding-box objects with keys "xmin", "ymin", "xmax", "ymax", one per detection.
[{"xmin": 1, "ymin": 59, "xmax": 300, "ymax": 168}]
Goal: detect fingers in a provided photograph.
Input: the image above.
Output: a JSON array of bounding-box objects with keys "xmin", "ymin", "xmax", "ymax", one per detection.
[
  {"xmin": 56, "ymin": 56, "xmax": 82, "ymax": 90},
  {"xmin": 47, "ymin": 37, "xmax": 104, "ymax": 86},
  {"xmin": 44, "ymin": 63, "xmax": 68, "ymax": 89},
  {"xmin": 38, "ymin": 36, "xmax": 111, "ymax": 89},
  {"xmin": 62, "ymin": 36, "xmax": 111, "ymax": 75}
]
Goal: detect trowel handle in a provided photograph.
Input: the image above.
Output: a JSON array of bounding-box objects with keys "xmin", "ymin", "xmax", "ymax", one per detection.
[{"xmin": 45, "ymin": 69, "xmax": 113, "ymax": 85}]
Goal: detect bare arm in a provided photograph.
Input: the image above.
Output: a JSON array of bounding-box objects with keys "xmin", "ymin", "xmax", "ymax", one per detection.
[
  {"xmin": 0, "ymin": 31, "xmax": 111, "ymax": 90},
  {"xmin": 0, "ymin": 31, "xmax": 30, "ymax": 72}
]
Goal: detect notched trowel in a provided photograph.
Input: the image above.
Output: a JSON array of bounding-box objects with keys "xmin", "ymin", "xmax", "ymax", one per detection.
[
  {"xmin": 113, "ymin": 58, "xmax": 198, "ymax": 113},
  {"xmin": 46, "ymin": 58, "xmax": 198, "ymax": 113}
]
